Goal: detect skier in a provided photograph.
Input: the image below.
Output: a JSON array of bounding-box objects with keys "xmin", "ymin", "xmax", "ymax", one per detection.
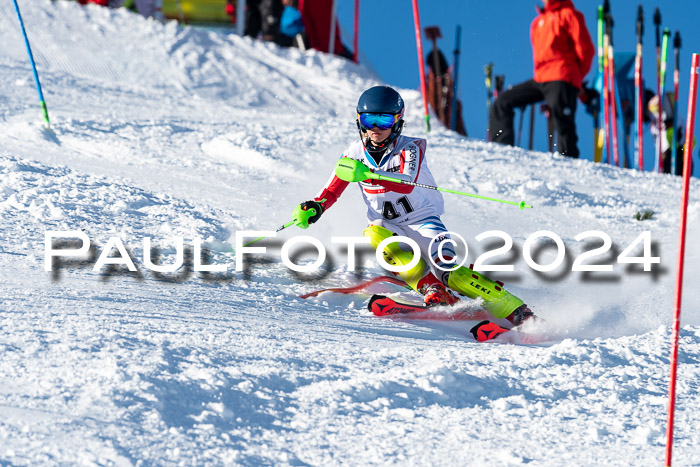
[
  {"xmin": 292, "ymin": 85, "xmax": 533, "ymax": 328},
  {"xmin": 489, "ymin": 0, "xmax": 595, "ymax": 158}
]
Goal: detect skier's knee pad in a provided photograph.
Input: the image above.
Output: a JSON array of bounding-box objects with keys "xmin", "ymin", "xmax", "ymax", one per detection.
[
  {"xmin": 363, "ymin": 224, "xmax": 425, "ymax": 291},
  {"xmin": 447, "ymin": 267, "xmax": 524, "ymax": 319}
]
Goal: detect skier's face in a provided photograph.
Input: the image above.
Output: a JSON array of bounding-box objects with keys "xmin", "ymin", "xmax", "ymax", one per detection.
[{"xmin": 365, "ymin": 127, "xmax": 392, "ymax": 144}]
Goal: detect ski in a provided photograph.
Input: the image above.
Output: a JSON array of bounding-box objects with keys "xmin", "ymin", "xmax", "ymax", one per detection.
[
  {"xmin": 368, "ymin": 295, "xmax": 542, "ymax": 343},
  {"xmin": 595, "ymin": 4, "xmax": 605, "ymax": 163},
  {"xmin": 672, "ymin": 31, "xmax": 681, "ymax": 175},
  {"xmin": 635, "ymin": 5, "xmax": 644, "ymax": 171},
  {"xmin": 658, "ymin": 28, "xmax": 671, "ymax": 173},
  {"xmin": 368, "ymin": 294, "xmax": 492, "ymax": 321},
  {"xmin": 602, "ymin": 1, "xmax": 611, "ymax": 164},
  {"xmin": 469, "ymin": 320, "xmax": 510, "ymax": 342},
  {"xmin": 300, "ymin": 275, "xmax": 409, "ymax": 299},
  {"xmin": 653, "ymin": 8, "xmax": 662, "ymax": 172},
  {"xmin": 472, "ymin": 317, "xmax": 546, "ymax": 343},
  {"xmin": 484, "ymin": 62, "xmax": 493, "ymax": 141},
  {"xmin": 605, "ymin": 3, "xmax": 620, "ymax": 166},
  {"xmin": 494, "ymin": 74, "xmax": 505, "ymax": 100}
]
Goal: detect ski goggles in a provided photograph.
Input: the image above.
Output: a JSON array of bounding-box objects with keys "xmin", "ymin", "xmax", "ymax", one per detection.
[{"xmin": 357, "ymin": 113, "xmax": 401, "ymax": 131}]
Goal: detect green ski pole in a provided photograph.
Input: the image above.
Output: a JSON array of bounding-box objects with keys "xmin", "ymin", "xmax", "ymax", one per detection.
[
  {"xmin": 241, "ymin": 220, "xmax": 295, "ymax": 248},
  {"xmin": 237, "ymin": 199, "xmax": 327, "ymax": 249},
  {"xmin": 335, "ymin": 158, "xmax": 533, "ymax": 209}
]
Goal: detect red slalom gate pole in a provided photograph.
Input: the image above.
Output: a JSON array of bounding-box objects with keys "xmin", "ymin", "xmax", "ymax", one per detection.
[
  {"xmin": 602, "ymin": 23, "xmax": 611, "ymax": 164},
  {"xmin": 411, "ymin": 0, "xmax": 430, "ymax": 133},
  {"xmin": 635, "ymin": 50, "xmax": 644, "ymax": 170},
  {"xmin": 353, "ymin": 0, "xmax": 359, "ymax": 64},
  {"xmin": 665, "ymin": 52, "xmax": 699, "ymax": 467}
]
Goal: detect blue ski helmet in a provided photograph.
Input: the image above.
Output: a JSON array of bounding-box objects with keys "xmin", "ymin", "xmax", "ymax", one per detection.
[{"xmin": 356, "ymin": 86, "xmax": 405, "ymax": 144}]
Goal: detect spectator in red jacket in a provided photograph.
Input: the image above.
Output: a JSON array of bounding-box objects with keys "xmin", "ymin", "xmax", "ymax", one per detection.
[{"xmin": 489, "ymin": 0, "xmax": 594, "ymax": 158}]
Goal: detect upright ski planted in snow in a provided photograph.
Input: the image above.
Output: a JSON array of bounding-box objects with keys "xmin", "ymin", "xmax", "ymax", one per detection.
[
  {"xmin": 484, "ymin": 62, "xmax": 494, "ymax": 141},
  {"xmin": 602, "ymin": 1, "xmax": 612, "ymax": 164},
  {"xmin": 654, "ymin": 8, "xmax": 663, "ymax": 172},
  {"xmin": 605, "ymin": 3, "xmax": 620, "ymax": 166},
  {"xmin": 594, "ymin": 4, "xmax": 605, "ymax": 163},
  {"xmin": 634, "ymin": 5, "xmax": 644, "ymax": 171},
  {"xmin": 672, "ymin": 31, "xmax": 681, "ymax": 175},
  {"xmin": 658, "ymin": 28, "xmax": 670, "ymax": 173}
]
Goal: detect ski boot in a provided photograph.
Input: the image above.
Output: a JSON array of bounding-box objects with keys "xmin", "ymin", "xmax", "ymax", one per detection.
[
  {"xmin": 506, "ymin": 304, "xmax": 535, "ymax": 326},
  {"xmin": 420, "ymin": 283, "xmax": 459, "ymax": 307},
  {"xmin": 446, "ymin": 266, "xmax": 527, "ymax": 321}
]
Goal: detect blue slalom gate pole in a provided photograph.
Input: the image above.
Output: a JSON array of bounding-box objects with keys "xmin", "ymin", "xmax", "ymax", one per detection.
[{"xmin": 12, "ymin": 0, "xmax": 50, "ymax": 128}]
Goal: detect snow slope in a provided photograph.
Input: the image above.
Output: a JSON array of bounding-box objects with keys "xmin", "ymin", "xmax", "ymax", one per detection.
[{"xmin": 1, "ymin": 1, "xmax": 700, "ymax": 465}]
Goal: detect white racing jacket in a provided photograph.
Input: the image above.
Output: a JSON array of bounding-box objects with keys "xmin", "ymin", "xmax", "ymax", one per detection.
[{"xmin": 316, "ymin": 135, "xmax": 444, "ymax": 224}]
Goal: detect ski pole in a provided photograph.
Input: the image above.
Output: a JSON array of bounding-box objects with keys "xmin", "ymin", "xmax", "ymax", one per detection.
[
  {"xmin": 241, "ymin": 220, "xmax": 295, "ymax": 248},
  {"xmin": 451, "ymin": 25, "xmax": 462, "ymax": 132},
  {"xmin": 335, "ymin": 159, "xmax": 532, "ymax": 209},
  {"xmin": 545, "ymin": 105, "xmax": 555, "ymax": 153},
  {"xmin": 328, "ymin": 0, "xmax": 337, "ymax": 55},
  {"xmin": 239, "ymin": 198, "xmax": 328, "ymax": 248},
  {"xmin": 372, "ymin": 173, "xmax": 532, "ymax": 209},
  {"xmin": 353, "ymin": 0, "xmax": 359, "ymax": 64},
  {"xmin": 517, "ymin": 106, "xmax": 525, "ymax": 148},
  {"xmin": 11, "ymin": 0, "xmax": 50, "ymax": 128},
  {"xmin": 528, "ymin": 104, "xmax": 535, "ymax": 151}
]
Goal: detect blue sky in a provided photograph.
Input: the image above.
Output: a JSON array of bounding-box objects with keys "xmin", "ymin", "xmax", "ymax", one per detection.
[{"xmin": 336, "ymin": 0, "xmax": 700, "ymax": 175}]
